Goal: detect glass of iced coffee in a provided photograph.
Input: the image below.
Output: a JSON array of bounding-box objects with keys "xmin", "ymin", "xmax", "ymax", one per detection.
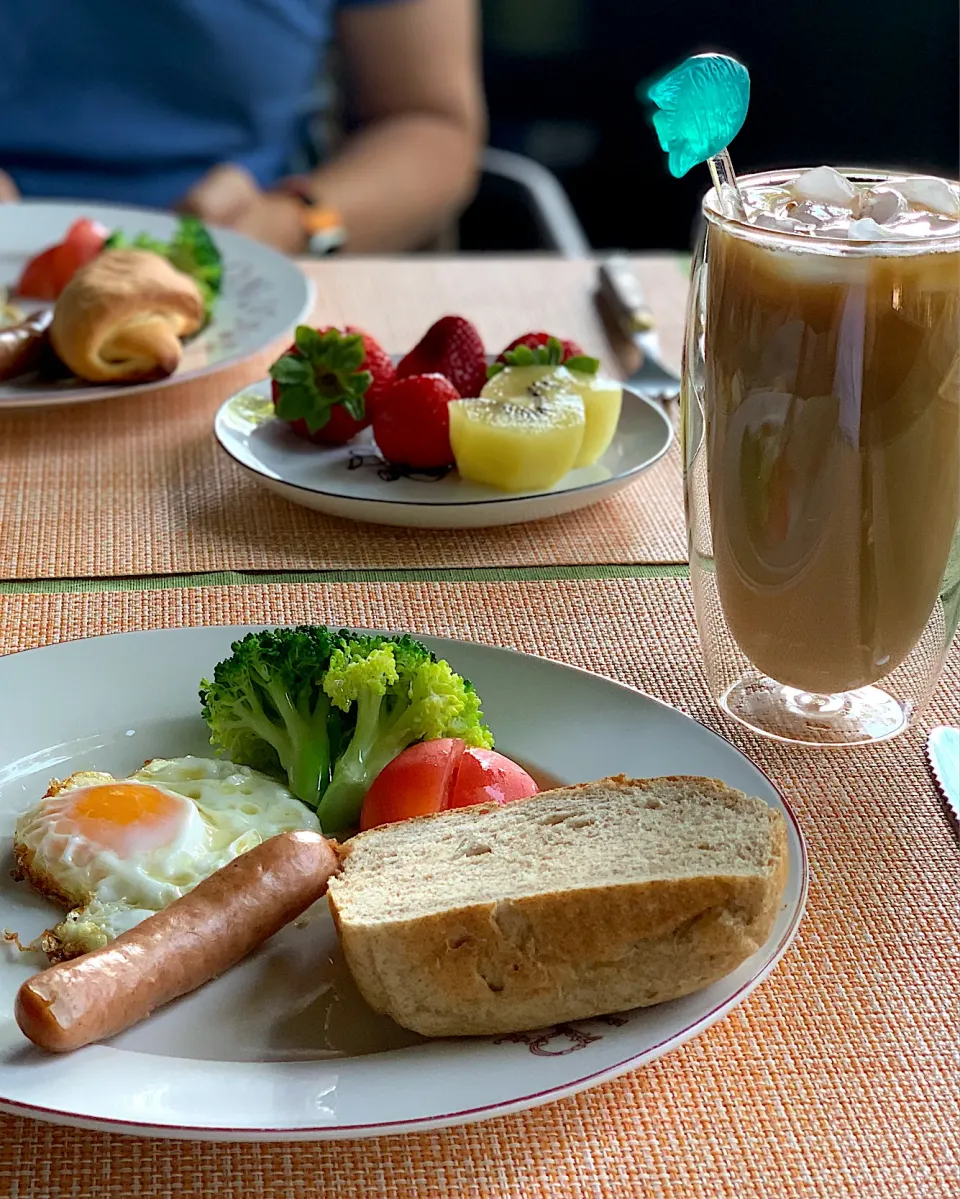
[{"xmin": 683, "ymin": 167, "xmax": 960, "ymax": 744}]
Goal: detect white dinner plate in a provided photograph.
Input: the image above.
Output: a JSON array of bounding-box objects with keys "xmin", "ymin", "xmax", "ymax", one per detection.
[
  {"xmin": 0, "ymin": 625, "xmax": 806, "ymax": 1141},
  {"xmin": 0, "ymin": 201, "xmax": 314, "ymax": 408},
  {"xmin": 214, "ymin": 380, "xmax": 674, "ymax": 528}
]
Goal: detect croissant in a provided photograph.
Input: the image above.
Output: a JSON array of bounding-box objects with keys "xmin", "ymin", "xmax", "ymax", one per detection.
[{"xmin": 51, "ymin": 249, "xmax": 205, "ymax": 383}]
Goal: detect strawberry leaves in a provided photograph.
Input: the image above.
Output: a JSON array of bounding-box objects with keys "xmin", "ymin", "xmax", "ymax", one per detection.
[
  {"xmin": 269, "ymin": 326, "xmax": 372, "ymax": 433},
  {"xmin": 486, "ymin": 336, "xmax": 599, "ymax": 379}
]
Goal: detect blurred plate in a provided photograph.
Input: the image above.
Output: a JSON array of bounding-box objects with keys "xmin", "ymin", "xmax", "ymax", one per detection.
[
  {"xmin": 0, "ymin": 625, "xmax": 806, "ymax": 1140},
  {"xmin": 0, "ymin": 201, "xmax": 313, "ymax": 409},
  {"xmin": 214, "ymin": 380, "xmax": 674, "ymax": 529}
]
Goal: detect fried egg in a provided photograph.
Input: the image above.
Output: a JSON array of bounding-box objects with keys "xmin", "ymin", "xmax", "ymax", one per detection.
[{"xmin": 13, "ymin": 756, "xmax": 320, "ymax": 959}]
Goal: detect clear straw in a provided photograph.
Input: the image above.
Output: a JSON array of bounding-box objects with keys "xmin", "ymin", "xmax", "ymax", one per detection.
[{"xmin": 707, "ymin": 148, "xmax": 747, "ymax": 221}]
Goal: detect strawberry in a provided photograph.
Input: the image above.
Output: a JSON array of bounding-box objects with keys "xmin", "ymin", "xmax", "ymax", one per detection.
[
  {"xmin": 373, "ymin": 374, "xmax": 460, "ymax": 468},
  {"xmin": 269, "ymin": 325, "xmax": 396, "ymax": 446},
  {"xmin": 488, "ymin": 334, "xmax": 599, "ymax": 381},
  {"xmin": 397, "ymin": 316, "xmax": 486, "ymax": 398},
  {"xmin": 497, "ymin": 331, "xmax": 587, "ymax": 363}
]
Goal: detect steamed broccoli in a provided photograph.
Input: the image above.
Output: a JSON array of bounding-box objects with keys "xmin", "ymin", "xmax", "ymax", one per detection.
[
  {"xmin": 316, "ymin": 633, "xmax": 493, "ymax": 833},
  {"xmin": 103, "ymin": 229, "xmax": 169, "ymax": 257},
  {"xmin": 104, "ymin": 216, "xmax": 223, "ymax": 321},
  {"xmin": 167, "ymin": 216, "xmax": 223, "ymax": 320},
  {"xmin": 199, "ymin": 626, "xmax": 340, "ymax": 809},
  {"xmin": 199, "ymin": 626, "xmax": 493, "ymax": 832}
]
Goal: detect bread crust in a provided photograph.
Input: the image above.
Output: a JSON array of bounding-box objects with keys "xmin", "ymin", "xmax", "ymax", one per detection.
[
  {"xmin": 330, "ymin": 775, "xmax": 789, "ymax": 1036},
  {"xmin": 51, "ymin": 249, "xmax": 204, "ymax": 383}
]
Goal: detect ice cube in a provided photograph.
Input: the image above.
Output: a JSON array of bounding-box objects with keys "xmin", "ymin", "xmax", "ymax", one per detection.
[
  {"xmin": 789, "ymin": 200, "xmax": 838, "ymax": 227},
  {"xmin": 896, "ymin": 176, "xmax": 960, "ymax": 217},
  {"xmin": 847, "ymin": 217, "xmax": 888, "ymax": 241},
  {"xmin": 791, "ymin": 166, "xmax": 857, "ymax": 208},
  {"xmin": 750, "ymin": 212, "xmax": 790, "ymax": 231},
  {"xmin": 863, "ymin": 187, "xmax": 907, "ymax": 225}
]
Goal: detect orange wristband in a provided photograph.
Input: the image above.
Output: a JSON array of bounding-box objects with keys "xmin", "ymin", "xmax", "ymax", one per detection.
[{"xmin": 275, "ymin": 177, "xmax": 346, "ymax": 254}]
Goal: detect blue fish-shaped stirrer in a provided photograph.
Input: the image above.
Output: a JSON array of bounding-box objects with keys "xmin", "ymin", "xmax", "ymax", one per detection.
[{"xmin": 645, "ymin": 53, "xmax": 750, "ymax": 218}]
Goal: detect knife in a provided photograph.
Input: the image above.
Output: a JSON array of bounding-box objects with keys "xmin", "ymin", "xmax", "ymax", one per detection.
[
  {"xmin": 596, "ymin": 255, "xmax": 680, "ymax": 404},
  {"xmin": 926, "ymin": 726, "xmax": 959, "ymax": 824}
]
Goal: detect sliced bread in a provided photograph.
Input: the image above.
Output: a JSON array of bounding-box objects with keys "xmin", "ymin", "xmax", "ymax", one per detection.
[{"xmin": 328, "ymin": 775, "xmax": 788, "ymax": 1037}]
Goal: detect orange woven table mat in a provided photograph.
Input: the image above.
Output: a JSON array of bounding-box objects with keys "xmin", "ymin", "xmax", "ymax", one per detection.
[
  {"xmin": 0, "ymin": 577, "xmax": 957, "ymax": 1199},
  {"xmin": 0, "ymin": 256, "xmax": 688, "ymax": 580}
]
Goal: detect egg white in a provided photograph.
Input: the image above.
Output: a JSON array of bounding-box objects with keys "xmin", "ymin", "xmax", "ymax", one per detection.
[
  {"xmin": 14, "ymin": 756, "xmax": 320, "ymax": 958},
  {"xmin": 51, "ymin": 899, "xmax": 159, "ymax": 957},
  {"xmin": 132, "ymin": 756, "xmax": 319, "ymax": 849},
  {"xmin": 15, "ymin": 776, "xmax": 210, "ymax": 911}
]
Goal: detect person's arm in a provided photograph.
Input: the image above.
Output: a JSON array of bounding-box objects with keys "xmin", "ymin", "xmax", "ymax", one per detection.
[
  {"xmin": 182, "ymin": 0, "xmax": 484, "ymax": 254},
  {"xmin": 306, "ymin": 0, "xmax": 486, "ymax": 251}
]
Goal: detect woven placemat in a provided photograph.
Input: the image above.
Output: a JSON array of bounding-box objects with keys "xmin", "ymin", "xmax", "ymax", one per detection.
[
  {"xmin": 0, "ymin": 578, "xmax": 956, "ymax": 1199},
  {"xmin": 0, "ymin": 257, "xmax": 688, "ymax": 580}
]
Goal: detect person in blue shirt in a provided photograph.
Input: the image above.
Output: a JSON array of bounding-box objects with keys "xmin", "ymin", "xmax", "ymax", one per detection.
[{"xmin": 0, "ymin": 0, "xmax": 484, "ymax": 253}]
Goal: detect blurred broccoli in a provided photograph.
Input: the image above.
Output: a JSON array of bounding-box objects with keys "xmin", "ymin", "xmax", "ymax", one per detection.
[
  {"xmin": 103, "ymin": 229, "xmax": 169, "ymax": 257},
  {"xmin": 317, "ymin": 632, "xmax": 493, "ymax": 833},
  {"xmin": 104, "ymin": 216, "xmax": 223, "ymax": 321},
  {"xmin": 199, "ymin": 626, "xmax": 494, "ymax": 833},
  {"xmin": 167, "ymin": 216, "xmax": 223, "ymax": 320}
]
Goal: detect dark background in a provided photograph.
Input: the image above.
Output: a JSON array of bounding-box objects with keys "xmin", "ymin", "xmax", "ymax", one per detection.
[{"xmin": 478, "ymin": 0, "xmax": 960, "ymax": 250}]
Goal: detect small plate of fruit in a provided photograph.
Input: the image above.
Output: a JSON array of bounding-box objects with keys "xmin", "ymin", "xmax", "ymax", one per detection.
[{"xmin": 213, "ymin": 316, "xmax": 673, "ymax": 529}]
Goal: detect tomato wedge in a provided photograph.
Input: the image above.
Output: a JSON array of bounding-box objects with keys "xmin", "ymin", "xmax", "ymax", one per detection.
[
  {"xmin": 446, "ymin": 746, "xmax": 538, "ymax": 809},
  {"xmin": 57, "ymin": 218, "xmax": 109, "ymax": 279},
  {"xmin": 16, "ymin": 245, "xmax": 65, "ymax": 301},
  {"xmin": 17, "ymin": 217, "xmax": 109, "ymax": 300},
  {"xmin": 359, "ymin": 739, "xmax": 538, "ymax": 831}
]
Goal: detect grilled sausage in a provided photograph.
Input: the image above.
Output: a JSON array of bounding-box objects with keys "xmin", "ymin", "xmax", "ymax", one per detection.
[{"xmin": 16, "ymin": 830, "xmax": 339, "ymax": 1052}]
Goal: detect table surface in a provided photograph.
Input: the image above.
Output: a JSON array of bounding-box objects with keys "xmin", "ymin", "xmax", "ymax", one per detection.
[
  {"xmin": 0, "ymin": 255, "xmax": 690, "ymax": 580},
  {"xmin": 1, "ymin": 254, "xmax": 957, "ymax": 1199}
]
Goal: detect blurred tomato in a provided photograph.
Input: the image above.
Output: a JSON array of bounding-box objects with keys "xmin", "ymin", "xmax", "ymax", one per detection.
[
  {"xmin": 359, "ymin": 739, "xmax": 539, "ymax": 831},
  {"xmin": 57, "ymin": 218, "xmax": 109, "ymax": 278},
  {"xmin": 17, "ymin": 246, "xmax": 64, "ymax": 301},
  {"xmin": 17, "ymin": 217, "xmax": 108, "ymax": 300}
]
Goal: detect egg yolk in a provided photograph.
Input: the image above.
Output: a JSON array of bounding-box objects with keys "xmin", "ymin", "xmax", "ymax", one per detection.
[{"xmin": 61, "ymin": 783, "xmax": 190, "ymax": 857}]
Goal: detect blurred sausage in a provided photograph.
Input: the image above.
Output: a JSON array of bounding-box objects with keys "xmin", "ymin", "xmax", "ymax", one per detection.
[
  {"xmin": 16, "ymin": 830, "xmax": 340, "ymax": 1052},
  {"xmin": 0, "ymin": 309, "xmax": 53, "ymax": 380}
]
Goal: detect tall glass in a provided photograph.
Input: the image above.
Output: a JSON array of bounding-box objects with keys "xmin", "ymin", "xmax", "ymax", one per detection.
[{"xmin": 682, "ymin": 169, "xmax": 960, "ymax": 745}]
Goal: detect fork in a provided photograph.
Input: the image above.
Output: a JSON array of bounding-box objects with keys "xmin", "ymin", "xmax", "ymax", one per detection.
[{"xmin": 596, "ymin": 254, "xmax": 681, "ymax": 405}]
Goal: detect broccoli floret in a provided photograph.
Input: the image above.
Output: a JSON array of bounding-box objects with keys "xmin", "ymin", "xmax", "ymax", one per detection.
[
  {"xmin": 316, "ymin": 632, "xmax": 493, "ymax": 833},
  {"xmin": 198, "ymin": 624, "xmax": 495, "ymax": 831},
  {"xmin": 103, "ymin": 216, "xmax": 223, "ymax": 322},
  {"xmin": 199, "ymin": 626, "xmax": 339, "ymax": 809},
  {"xmin": 103, "ymin": 229, "xmax": 174, "ymax": 257},
  {"xmin": 167, "ymin": 216, "xmax": 223, "ymax": 321}
]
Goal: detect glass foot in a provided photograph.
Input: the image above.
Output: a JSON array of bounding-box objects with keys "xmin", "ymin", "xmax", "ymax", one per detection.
[{"xmin": 720, "ymin": 670, "xmax": 909, "ymax": 746}]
